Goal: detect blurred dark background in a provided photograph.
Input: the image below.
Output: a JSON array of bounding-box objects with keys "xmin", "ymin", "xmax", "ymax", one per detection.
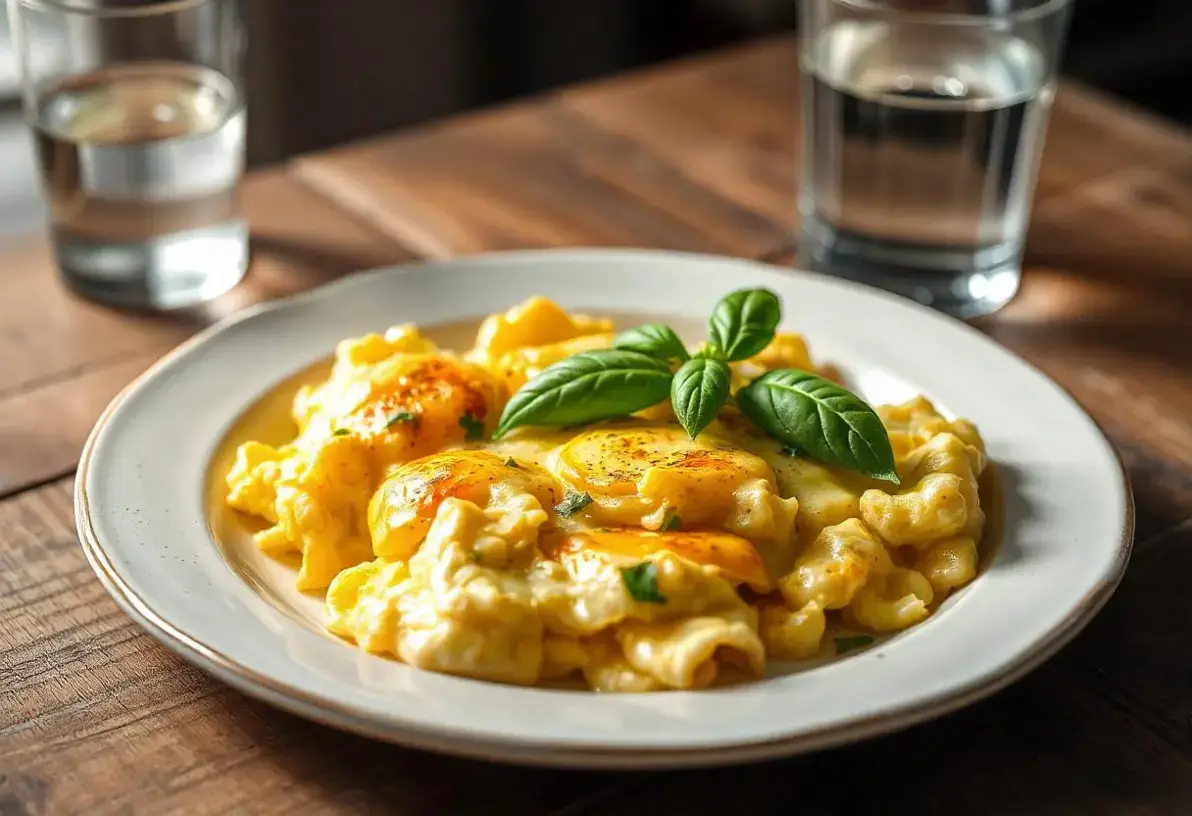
[
  {"xmin": 0, "ymin": 0, "xmax": 1189, "ymax": 231},
  {"xmin": 239, "ymin": 0, "xmax": 1192, "ymax": 166}
]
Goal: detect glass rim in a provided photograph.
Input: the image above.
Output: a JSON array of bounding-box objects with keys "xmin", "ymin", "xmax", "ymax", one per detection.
[
  {"xmin": 831, "ymin": 0, "xmax": 1073, "ymax": 25},
  {"xmin": 12, "ymin": 0, "xmax": 215, "ymax": 18}
]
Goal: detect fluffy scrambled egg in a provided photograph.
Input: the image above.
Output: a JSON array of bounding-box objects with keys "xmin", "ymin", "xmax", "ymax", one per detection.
[
  {"xmin": 225, "ymin": 325, "xmax": 506, "ymax": 590},
  {"xmin": 226, "ymin": 296, "xmax": 989, "ymax": 690}
]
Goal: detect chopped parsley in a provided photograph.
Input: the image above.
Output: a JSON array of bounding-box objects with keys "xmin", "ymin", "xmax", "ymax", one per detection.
[
  {"xmin": 505, "ymin": 458, "xmax": 519, "ymax": 468},
  {"xmin": 554, "ymin": 490, "xmax": 593, "ymax": 517},
  {"xmin": 385, "ymin": 410, "xmax": 417, "ymax": 429},
  {"xmin": 459, "ymin": 412, "xmax": 485, "ymax": 441},
  {"xmin": 620, "ymin": 562, "xmax": 667, "ymax": 604},
  {"xmin": 834, "ymin": 634, "xmax": 875, "ymax": 655},
  {"xmin": 331, "ymin": 428, "xmax": 351, "ymax": 437},
  {"xmin": 664, "ymin": 514, "xmax": 682, "ymax": 531}
]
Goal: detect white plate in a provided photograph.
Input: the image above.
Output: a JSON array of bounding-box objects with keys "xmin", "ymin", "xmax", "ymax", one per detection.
[{"xmin": 76, "ymin": 249, "xmax": 1133, "ymax": 769}]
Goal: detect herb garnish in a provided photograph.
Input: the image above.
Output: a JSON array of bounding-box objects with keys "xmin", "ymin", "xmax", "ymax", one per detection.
[
  {"xmin": 612, "ymin": 323, "xmax": 690, "ymax": 363},
  {"xmin": 737, "ymin": 371, "xmax": 898, "ymax": 483},
  {"xmin": 491, "ymin": 288, "xmax": 899, "ymax": 483},
  {"xmin": 707, "ymin": 288, "xmax": 781, "ymax": 362},
  {"xmin": 459, "ymin": 412, "xmax": 485, "ymax": 441},
  {"xmin": 332, "ymin": 428, "xmax": 351, "ymax": 437},
  {"xmin": 386, "ymin": 410, "xmax": 417, "ymax": 429},
  {"xmin": 664, "ymin": 514, "xmax": 682, "ymax": 531},
  {"xmin": 505, "ymin": 457, "xmax": 519, "ymax": 468},
  {"xmin": 671, "ymin": 355, "xmax": 732, "ymax": 440},
  {"xmin": 620, "ymin": 562, "xmax": 667, "ymax": 604},
  {"xmin": 492, "ymin": 350, "xmax": 672, "ymax": 438},
  {"xmin": 554, "ymin": 490, "xmax": 593, "ymax": 517},
  {"xmin": 834, "ymin": 634, "xmax": 876, "ymax": 655}
]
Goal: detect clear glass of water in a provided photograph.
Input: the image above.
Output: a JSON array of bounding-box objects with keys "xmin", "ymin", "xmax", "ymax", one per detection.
[
  {"xmin": 797, "ymin": 0, "xmax": 1074, "ymax": 319},
  {"xmin": 8, "ymin": 0, "xmax": 247, "ymax": 310}
]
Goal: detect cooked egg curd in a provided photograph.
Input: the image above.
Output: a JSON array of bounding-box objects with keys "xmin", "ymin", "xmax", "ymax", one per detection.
[{"xmin": 226, "ymin": 297, "xmax": 989, "ymax": 691}]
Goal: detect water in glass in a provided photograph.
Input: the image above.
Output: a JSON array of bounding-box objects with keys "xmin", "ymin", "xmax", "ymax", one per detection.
[
  {"xmin": 34, "ymin": 62, "xmax": 247, "ymax": 310},
  {"xmin": 799, "ymin": 19, "xmax": 1052, "ymax": 318}
]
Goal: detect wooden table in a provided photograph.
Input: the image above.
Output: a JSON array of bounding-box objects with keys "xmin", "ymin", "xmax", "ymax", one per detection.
[{"xmin": 3, "ymin": 36, "xmax": 1192, "ymax": 815}]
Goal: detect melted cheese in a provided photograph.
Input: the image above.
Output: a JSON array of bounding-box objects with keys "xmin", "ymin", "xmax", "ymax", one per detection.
[
  {"xmin": 368, "ymin": 450, "xmax": 560, "ymax": 561},
  {"xmin": 552, "ymin": 424, "xmax": 798, "ymax": 551}
]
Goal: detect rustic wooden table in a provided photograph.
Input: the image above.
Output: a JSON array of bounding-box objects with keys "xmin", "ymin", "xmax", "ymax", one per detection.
[{"xmin": 3, "ymin": 36, "xmax": 1192, "ymax": 815}]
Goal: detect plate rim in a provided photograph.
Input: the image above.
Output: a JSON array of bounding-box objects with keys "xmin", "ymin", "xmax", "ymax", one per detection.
[{"xmin": 74, "ymin": 247, "xmax": 1135, "ymax": 768}]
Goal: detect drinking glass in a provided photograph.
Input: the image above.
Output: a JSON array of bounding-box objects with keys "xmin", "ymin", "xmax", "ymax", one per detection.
[
  {"xmin": 8, "ymin": 0, "xmax": 247, "ymax": 310},
  {"xmin": 796, "ymin": 0, "xmax": 1074, "ymax": 319}
]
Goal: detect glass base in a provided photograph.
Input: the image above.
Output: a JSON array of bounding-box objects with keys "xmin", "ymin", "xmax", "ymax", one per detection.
[
  {"xmin": 53, "ymin": 219, "xmax": 249, "ymax": 311},
  {"xmin": 799, "ymin": 214, "xmax": 1021, "ymax": 320}
]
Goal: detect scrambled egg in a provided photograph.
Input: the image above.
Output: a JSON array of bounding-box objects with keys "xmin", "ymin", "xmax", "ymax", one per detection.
[
  {"xmin": 226, "ymin": 297, "xmax": 989, "ymax": 690},
  {"xmin": 225, "ymin": 325, "xmax": 507, "ymax": 590}
]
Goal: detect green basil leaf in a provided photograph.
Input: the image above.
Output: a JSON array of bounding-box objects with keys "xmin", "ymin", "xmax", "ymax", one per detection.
[
  {"xmin": 736, "ymin": 369, "xmax": 899, "ymax": 484},
  {"xmin": 386, "ymin": 410, "xmax": 417, "ymax": 429},
  {"xmin": 554, "ymin": 490, "xmax": 593, "ymax": 517},
  {"xmin": 620, "ymin": 562, "xmax": 667, "ymax": 604},
  {"xmin": 493, "ymin": 350, "xmax": 673, "ymax": 438},
  {"xmin": 707, "ymin": 288, "xmax": 781, "ymax": 362},
  {"xmin": 834, "ymin": 634, "xmax": 875, "ymax": 654},
  {"xmin": 458, "ymin": 412, "xmax": 485, "ymax": 441},
  {"xmin": 612, "ymin": 324, "xmax": 690, "ymax": 362},
  {"xmin": 671, "ymin": 356, "xmax": 732, "ymax": 439}
]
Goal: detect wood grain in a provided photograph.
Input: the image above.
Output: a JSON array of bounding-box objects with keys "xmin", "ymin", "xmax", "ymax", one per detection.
[
  {"xmin": 0, "ymin": 352, "xmax": 162, "ymax": 498},
  {"xmin": 979, "ymin": 262, "xmax": 1192, "ymax": 542},
  {"xmin": 1033, "ymin": 84, "xmax": 1192, "ymax": 213},
  {"xmin": 0, "ymin": 236, "xmax": 190, "ymax": 399},
  {"xmin": 0, "ymin": 169, "xmax": 413, "ymax": 498},
  {"xmin": 561, "ymin": 37, "xmax": 799, "ymax": 229},
  {"xmin": 292, "ymin": 98, "xmax": 792, "ymax": 261}
]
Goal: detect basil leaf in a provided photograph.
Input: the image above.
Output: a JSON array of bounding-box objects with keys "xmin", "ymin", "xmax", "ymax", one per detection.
[
  {"xmin": 620, "ymin": 562, "xmax": 667, "ymax": 604},
  {"xmin": 707, "ymin": 288, "xmax": 781, "ymax": 362},
  {"xmin": 554, "ymin": 490, "xmax": 593, "ymax": 517},
  {"xmin": 459, "ymin": 412, "xmax": 485, "ymax": 441},
  {"xmin": 613, "ymin": 324, "xmax": 690, "ymax": 362},
  {"xmin": 493, "ymin": 350, "xmax": 673, "ymax": 438},
  {"xmin": 834, "ymin": 634, "xmax": 875, "ymax": 654},
  {"xmin": 386, "ymin": 410, "xmax": 417, "ymax": 429},
  {"xmin": 671, "ymin": 356, "xmax": 731, "ymax": 439},
  {"xmin": 736, "ymin": 369, "xmax": 899, "ymax": 484}
]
